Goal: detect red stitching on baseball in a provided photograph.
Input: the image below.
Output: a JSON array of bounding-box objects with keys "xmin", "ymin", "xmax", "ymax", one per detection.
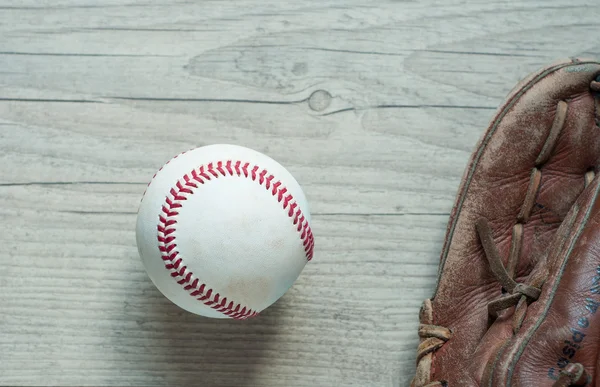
[
  {"xmin": 142, "ymin": 150, "xmax": 191, "ymax": 198},
  {"xmin": 156, "ymin": 160, "xmax": 314, "ymax": 320},
  {"xmin": 271, "ymin": 181, "xmax": 281, "ymax": 195}
]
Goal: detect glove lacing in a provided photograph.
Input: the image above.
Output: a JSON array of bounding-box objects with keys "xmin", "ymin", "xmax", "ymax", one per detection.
[
  {"xmin": 476, "ymin": 218, "xmax": 541, "ymax": 322},
  {"xmin": 414, "ymin": 219, "xmax": 587, "ymax": 387},
  {"xmin": 413, "ymin": 77, "xmax": 600, "ymax": 387},
  {"xmin": 552, "ymin": 362, "xmax": 589, "ymax": 386}
]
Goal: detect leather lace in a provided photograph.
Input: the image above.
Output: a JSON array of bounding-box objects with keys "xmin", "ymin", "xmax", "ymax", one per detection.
[
  {"xmin": 552, "ymin": 362, "xmax": 589, "ymax": 386},
  {"xmin": 591, "ymin": 76, "xmax": 600, "ymax": 92},
  {"xmin": 412, "ymin": 78, "xmax": 599, "ymax": 387},
  {"xmin": 475, "ymin": 218, "xmax": 542, "ymax": 320}
]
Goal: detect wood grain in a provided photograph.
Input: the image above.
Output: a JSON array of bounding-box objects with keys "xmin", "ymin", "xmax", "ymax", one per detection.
[{"xmin": 0, "ymin": 1, "xmax": 598, "ymax": 386}]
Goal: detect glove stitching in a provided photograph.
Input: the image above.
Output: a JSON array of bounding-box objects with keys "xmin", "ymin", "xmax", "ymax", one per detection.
[
  {"xmin": 480, "ymin": 101, "xmax": 568, "ymax": 326},
  {"xmin": 413, "ymin": 100, "xmax": 567, "ymax": 387},
  {"xmin": 413, "ymin": 78, "xmax": 600, "ymax": 385}
]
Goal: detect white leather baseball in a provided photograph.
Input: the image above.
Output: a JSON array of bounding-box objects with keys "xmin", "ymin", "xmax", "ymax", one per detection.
[{"xmin": 135, "ymin": 144, "xmax": 314, "ymax": 319}]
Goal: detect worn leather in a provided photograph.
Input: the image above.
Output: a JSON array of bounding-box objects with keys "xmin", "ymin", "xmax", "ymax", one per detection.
[
  {"xmin": 485, "ymin": 170, "xmax": 600, "ymax": 386},
  {"xmin": 411, "ymin": 58, "xmax": 600, "ymax": 386}
]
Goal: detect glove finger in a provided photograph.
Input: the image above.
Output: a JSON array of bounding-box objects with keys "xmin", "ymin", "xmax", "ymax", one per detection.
[
  {"xmin": 484, "ymin": 166, "xmax": 600, "ymax": 386},
  {"xmin": 413, "ymin": 58, "xmax": 600, "ymax": 387}
]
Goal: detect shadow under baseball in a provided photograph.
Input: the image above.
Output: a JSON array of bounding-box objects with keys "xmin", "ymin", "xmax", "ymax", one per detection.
[{"xmin": 130, "ymin": 283, "xmax": 291, "ymax": 387}]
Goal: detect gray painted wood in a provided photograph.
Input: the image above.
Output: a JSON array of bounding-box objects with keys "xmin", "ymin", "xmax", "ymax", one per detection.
[{"xmin": 0, "ymin": 1, "xmax": 598, "ymax": 386}]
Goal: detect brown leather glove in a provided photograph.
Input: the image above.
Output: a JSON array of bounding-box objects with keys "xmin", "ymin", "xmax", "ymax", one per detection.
[
  {"xmin": 481, "ymin": 162, "xmax": 600, "ymax": 386},
  {"xmin": 411, "ymin": 58, "xmax": 600, "ymax": 387}
]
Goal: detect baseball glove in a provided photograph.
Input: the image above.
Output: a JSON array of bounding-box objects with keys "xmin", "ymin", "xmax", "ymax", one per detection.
[{"xmin": 411, "ymin": 58, "xmax": 600, "ymax": 386}]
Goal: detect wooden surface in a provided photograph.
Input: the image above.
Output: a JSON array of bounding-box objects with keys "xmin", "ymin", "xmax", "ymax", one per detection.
[{"xmin": 1, "ymin": 1, "xmax": 599, "ymax": 386}]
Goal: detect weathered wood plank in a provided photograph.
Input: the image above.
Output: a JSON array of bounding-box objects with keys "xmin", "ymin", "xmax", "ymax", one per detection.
[{"xmin": 0, "ymin": 1, "xmax": 598, "ymax": 386}]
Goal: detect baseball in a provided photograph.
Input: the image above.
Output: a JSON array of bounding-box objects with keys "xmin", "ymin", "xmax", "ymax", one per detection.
[{"xmin": 135, "ymin": 144, "xmax": 314, "ymax": 319}]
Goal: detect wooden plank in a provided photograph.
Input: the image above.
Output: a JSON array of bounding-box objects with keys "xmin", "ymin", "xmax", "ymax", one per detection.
[
  {"xmin": 0, "ymin": 0, "xmax": 598, "ymax": 386},
  {"xmin": 0, "ymin": 198, "xmax": 445, "ymax": 386}
]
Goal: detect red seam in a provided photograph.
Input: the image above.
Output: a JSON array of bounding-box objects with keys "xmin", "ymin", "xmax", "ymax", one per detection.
[
  {"xmin": 142, "ymin": 149, "xmax": 191, "ymax": 199},
  {"xmin": 156, "ymin": 159, "xmax": 315, "ymax": 320}
]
